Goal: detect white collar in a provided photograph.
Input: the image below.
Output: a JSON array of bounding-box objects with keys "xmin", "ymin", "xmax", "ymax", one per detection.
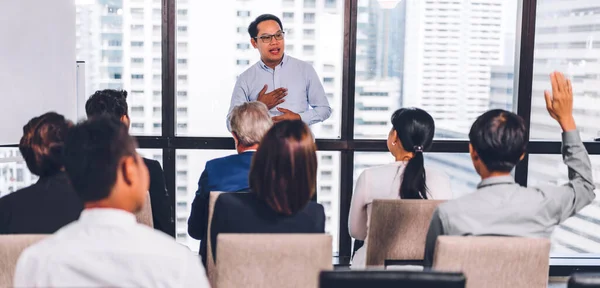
[{"xmin": 78, "ymin": 208, "xmax": 137, "ymax": 227}]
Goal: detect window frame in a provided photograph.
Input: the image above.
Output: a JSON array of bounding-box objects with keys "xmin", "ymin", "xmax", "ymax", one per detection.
[{"xmin": 23, "ymin": 0, "xmax": 589, "ymax": 275}]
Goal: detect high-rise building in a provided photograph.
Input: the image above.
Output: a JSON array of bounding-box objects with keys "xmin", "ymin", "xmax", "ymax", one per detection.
[
  {"xmin": 489, "ymin": 65, "xmax": 514, "ymax": 111},
  {"xmin": 401, "ymin": 0, "xmax": 505, "ymax": 134}
]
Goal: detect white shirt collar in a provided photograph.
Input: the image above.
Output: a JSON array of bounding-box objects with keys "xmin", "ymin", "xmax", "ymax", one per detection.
[{"xmin": 78, "ymin": 208, "xmax": 137, "ymax": 227}]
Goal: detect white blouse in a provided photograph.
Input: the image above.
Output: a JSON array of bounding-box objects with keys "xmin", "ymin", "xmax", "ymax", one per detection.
[{"xmin": 348, "ymin": 161, "xmax": 453, "ymax": 267}]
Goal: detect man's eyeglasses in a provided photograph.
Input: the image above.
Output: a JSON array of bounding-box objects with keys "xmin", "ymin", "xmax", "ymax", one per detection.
[{"xmin": 255, "ymin": 31, "xmax": 285, "ymax": 43}]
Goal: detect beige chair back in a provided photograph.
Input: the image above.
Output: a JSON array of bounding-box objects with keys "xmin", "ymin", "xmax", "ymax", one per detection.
[
  {"xmin": 206, "ymin": 191, "xmax": 223, "ymax": 286},
  {"xmin": 216, "ymin": 234, "xmax": 332, "ymax": 288},
  {"xmin": 0, "ymin": 235, "xmax": 48, "ymax": 287},
  {"xmin": 366, "ymin": 199, "xmax": 445, "ymax": 266},
  {"xmin": 134, "ymin": 191, "xmax": 153, "ymax": 227},
  {"xmin": 433, "ymin": 236, "xmax": 551, "ymax": 288}
]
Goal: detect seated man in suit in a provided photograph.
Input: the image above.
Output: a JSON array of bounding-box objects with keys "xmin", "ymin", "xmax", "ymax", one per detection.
[
  {"xmin": 188, "ymin": 101, "xmax": 272, "ymax": 265},
  {"xmin": 423, "ymin": 71, "xmax": 596, "ymax": 266},
  {"xmin": 14, "ymin": 116, "xmax": 209, "ymax": 287},
  {"xmin": 85, "ymin": 89, "xmax": 174, "ymax": 237}
]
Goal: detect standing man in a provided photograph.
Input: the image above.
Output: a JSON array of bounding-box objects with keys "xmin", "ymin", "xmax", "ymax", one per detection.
[{"xmin": 227, "ymin": 14, "xmax": 332, "ymax": 129}]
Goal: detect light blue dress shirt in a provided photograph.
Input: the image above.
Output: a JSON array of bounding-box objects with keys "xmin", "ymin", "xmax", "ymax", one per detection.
[{"xmin": 227, "ymin": 54, "xmax": 332, "ymax": 130}]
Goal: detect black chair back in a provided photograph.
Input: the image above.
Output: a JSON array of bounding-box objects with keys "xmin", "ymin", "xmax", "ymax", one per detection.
[
  {"xmin": 569, "ymin": 273, "xmax": 600, "ymax": 288},
  {"xmin": 320, "ymin": 270, "xmax": 466, "ymax": 288}
]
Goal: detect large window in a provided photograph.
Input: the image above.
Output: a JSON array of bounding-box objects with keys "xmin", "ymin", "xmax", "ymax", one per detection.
[
  {"xmin": 354, "ymin": 0, "xmax": 518, "ymax": 139},
  {"xmin": 59, "ymin": 0, "xmax": 600, "ymax": 273},
  {"xmin": 530, "ymin": 0, "xmax": 600, "ymax": 140},
  {"xmin": 0, "ymin": 148, "xmax": 37, "ymax": 198},
  {"xmin": 76, "ymin": 0, "xmax": 162, "ymax": 136},
  {"xmin": 174, "ymin": 0, "xmax": 343, "ymax": 139}
]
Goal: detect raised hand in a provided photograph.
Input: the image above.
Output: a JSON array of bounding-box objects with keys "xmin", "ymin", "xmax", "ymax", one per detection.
[{"xmin": 544, "ymin": 71, "xmax": 576, "ymax": 132}]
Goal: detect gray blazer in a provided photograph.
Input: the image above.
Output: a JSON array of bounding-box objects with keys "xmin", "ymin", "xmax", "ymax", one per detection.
[{"xmin": 424, "ymin": 130, "xmax": 596, "ymax": 266}]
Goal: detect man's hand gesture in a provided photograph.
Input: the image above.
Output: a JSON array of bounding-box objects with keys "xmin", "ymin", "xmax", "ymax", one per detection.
[
  {"xmin": 272, "ymin": 108, "xmax": 301, "ymax": 123},
  {"xmin": 544, "ymin": 71, "xmax": 576, "ymax": 132},
  {"xmin": 257, "ymin": 85, "xmax": 287, "ymax": 110}
]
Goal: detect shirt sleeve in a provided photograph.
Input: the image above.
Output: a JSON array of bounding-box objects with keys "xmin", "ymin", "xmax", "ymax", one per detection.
[
  {"xmin": 226, "ymin": 76, "xmax": 250, "ymax": 131},
  {"xmin": 545, "ymin": 130, "xmax": 596, "ymax": 222},
  {"xmin": 298, "ymin": 65, "xmax": 332, "ymax": 126},
  {"xmin": 424, "ymin": 209, "xmax": 444, "ymax": 267},
  {"xmin": 348, "ymin": 170, "xmax": 369, "ymax": 241}
]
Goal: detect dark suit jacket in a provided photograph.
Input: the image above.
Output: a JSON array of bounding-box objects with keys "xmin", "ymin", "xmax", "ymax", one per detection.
[
  {"xmin": 0, "ymin": 172, "xmax": 83, "ymax": 234},
  {"xmin": 188, "ymin": 151, "xmax": 254, "ymax": 265},
  {"xmin": 143, "ymin": 158, "xmax": 175, "ymax": 237},
  {"xmin": 210, "ymin": 192, "xmax": 326, "ymax": 262}
]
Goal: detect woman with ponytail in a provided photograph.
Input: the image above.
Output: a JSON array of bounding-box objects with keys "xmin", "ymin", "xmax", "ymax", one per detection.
[{"xmin": 348, "ymin": 108, "xmax": 452, "ymax": 267}]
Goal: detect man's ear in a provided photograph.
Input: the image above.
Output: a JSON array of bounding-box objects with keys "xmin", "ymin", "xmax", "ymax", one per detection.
[
  {"xmin": 120, "ymin": 115, "xmax": 130, "ymax": 127},
  {"xmin": 251, "ymin": 38, "xmax": 258, "ymax": 49},
  {"xmin": 519, "ymin": 152, "xmax": 526, "ymax": 161},
  {"xmin": 120, "ymin": 156, "xmax": 136, "ymax": 186},
  {"xmin": 469, "ymin": 144, "xmax": 479, "ymax": 161}
]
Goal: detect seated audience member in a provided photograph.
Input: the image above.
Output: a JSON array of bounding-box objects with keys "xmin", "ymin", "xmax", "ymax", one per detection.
[
  {"xmin": 188, "ymin": 101, "xmax": 272, "ymax": 265},
  {"xmin": 13, "ymin": 117, "xmax": 210, "ymax": 287},
  {"xmin": 210, "ymin": 120, "xmax": 325, "ymax": 262},
  {"xmin": 0, "ymin": 112, "xmax": 83, "ymax": 234},
  {"xmin": 423, "ymin": 72, "xmax": 596, "ymax": 267},
  {"xmin": 349, "ymin": 108, "xmax": 452, "ymax": 267},
  {"xmin": 85, "ymin": 89, "xmax": 174, "ymax": 237}
]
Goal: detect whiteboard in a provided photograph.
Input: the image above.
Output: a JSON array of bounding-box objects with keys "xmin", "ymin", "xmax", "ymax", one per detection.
[{"xmin": 0, "ymin": 0, "xmax": 76, "ymax": 145}]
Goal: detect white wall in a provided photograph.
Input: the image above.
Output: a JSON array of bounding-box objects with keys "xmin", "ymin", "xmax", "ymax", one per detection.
[{"xmin": 0, "ymin": 0, "xmax": 76, "ymax": 145}]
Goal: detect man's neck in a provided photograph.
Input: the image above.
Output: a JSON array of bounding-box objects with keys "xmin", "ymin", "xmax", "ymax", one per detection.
[
  {"xmin": 237, "ymin": 144, "xmax": 259, "ymax": 154},
  {"xmin": 262, "ymin": 56, "xmax": 283, "ymax": 70},
  {"xmin": 84, "ymin": 197, "xmax": 135, "ymax": 213},
  {"xmin": 480, "ymin": 171, "xmax": 512, "ymax": 181}
]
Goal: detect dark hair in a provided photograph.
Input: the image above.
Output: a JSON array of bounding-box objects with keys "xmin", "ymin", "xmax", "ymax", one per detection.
[
  {"xmin": 248, "ymin": 14, "xmax": 284, "ymax": 39},
  {"xmin": 249, "ymin": 120, "xmax": 317, "ymax": 215},
  {"xmin": 63, "ymin": 116, "xmax": 137, "ymax": 202},
  {"xmin": 19, "ymin": 112, "xmax": 72, "ymax": 177},
  {"xmin": 85, "ymin": 89, "xmax": 129, "ymax": 120},
  {"xmin": 391, "ymin": 108, "xmax": 435, "ymax": 199},
  {"xmin": 469, "ymin": 109, "xmax": 527, "ymax": 172}
]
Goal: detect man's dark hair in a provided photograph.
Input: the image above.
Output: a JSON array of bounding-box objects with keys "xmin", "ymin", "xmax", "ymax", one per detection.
[
  {"xmin": 247, "ymin": 14, "xmax": 284, "ymax": 39},
  {"xmin": 19, "ymin": 112, "xmax": 72, "ymax": 177},
  {"xmin": 469, "ymin": 109, "xmax": 527, "ymax": 172},
  {"xmin": 63, "ymin": 116, "xmax": 137, "ymax": 202},
  {"xmin": 85, "ymin": 89, "xmax": 129, "ymax": 119}
]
